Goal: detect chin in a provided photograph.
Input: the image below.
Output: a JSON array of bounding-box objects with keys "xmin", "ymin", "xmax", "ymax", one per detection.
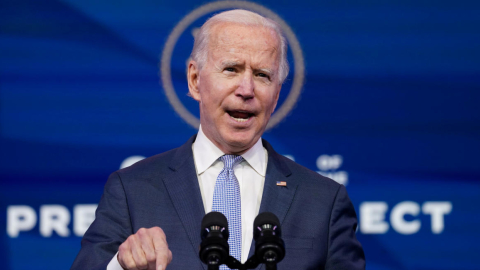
[{"xmin": 224, "ymin": 130, "xmax": 258, "ymax": 150}]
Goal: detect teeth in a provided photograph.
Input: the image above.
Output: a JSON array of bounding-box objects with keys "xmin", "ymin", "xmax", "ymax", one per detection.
[{"xmin": 231, "ymin": 116, "xmax": 249, "ymax": 122}]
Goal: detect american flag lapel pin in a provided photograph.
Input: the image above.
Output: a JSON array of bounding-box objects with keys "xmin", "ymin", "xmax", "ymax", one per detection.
[{"xmin": 276, "ymin": 181, "xmax": 287, "ymax": 187}]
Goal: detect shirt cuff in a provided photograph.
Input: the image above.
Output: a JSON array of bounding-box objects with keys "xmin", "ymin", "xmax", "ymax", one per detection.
[{"xmin": 107, "ymin": 252, "xmax": 124, "ymax": 270}]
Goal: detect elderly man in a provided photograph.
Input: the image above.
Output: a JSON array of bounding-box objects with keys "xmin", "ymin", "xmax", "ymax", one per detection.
[{"xmin": 71, "ymin": 9, "xmax": 365, "ymax": 270}]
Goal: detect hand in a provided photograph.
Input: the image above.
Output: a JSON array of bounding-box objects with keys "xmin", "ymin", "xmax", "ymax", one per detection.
[{"xmin": 118, "ymin": 227, "xmax": 173, "ymax": 270}]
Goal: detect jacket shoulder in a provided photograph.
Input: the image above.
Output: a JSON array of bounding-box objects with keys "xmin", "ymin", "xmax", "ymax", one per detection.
[
  {"xmin": 280, "ymin": 154, "xmax": 341, "ymax": 190},
  {"xmin": 263, "ymin": 138, "xmax": 341, "ymax": 193},
  {"xmin": 120, "ymin": 148, "xmax": 177, "ymax": 175},
  {"xmin": 112, "ymin": 135, "xmax": 196, "ymax": 183}
]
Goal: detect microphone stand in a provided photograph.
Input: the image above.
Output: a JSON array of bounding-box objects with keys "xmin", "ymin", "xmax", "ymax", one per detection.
[{"xmin": 264, "ymin": 264, "xmax": 277, "ymax": 270}]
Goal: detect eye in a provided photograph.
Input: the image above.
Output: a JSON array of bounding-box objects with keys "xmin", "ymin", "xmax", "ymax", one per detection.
[
  {"xmin": 224, "ymin": 67, "xmax": 235, "ymax": 72},
  {"xmin": 257, "ymin": 73, "xmax": 271, "ymax": 80}
]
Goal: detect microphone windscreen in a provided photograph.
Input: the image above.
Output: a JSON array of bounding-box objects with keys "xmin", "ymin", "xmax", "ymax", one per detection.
[
  {"xmin": 202, "ymin": 211, "xmax": 228, "ymax": 230},
  {"xmin": 254, "ymin": 212, "xmax": 281, "ymax": 230}
]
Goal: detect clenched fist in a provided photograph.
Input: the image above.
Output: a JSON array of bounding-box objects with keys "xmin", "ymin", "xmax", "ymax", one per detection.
[{"xmin": 118, "ymin": 227, "xmax": 172, "ymax": 270}]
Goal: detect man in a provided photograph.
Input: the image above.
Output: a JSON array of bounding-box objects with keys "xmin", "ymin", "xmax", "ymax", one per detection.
[{"xmin": 71, "ymin": 9, "xmax": 365, "ymax": 270}]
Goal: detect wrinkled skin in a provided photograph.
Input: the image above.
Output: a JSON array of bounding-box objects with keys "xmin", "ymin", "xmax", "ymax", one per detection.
[{"xmin": 188, "ymin": 22, "xmax": 282, "ymax": 155}]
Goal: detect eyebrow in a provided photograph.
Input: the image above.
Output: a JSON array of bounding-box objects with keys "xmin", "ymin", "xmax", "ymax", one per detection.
[
  {"xmin": 256, "ymin": 68, "xmax": 274, "ymax": 75},
  {"xmin": 220, "ymin": 60, "xmax": 242, "ymax": 67},
  {"xmin": 219, "ymin": 60, "xmax": 276, "ymax": 76}
]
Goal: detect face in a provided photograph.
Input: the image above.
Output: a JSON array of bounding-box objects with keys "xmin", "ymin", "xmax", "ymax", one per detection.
[{"xmin": 188, "ymin": 23, "xmax": 282, "ymax": 155}]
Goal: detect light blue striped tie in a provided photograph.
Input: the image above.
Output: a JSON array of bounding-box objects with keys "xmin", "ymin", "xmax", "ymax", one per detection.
[{"xmin": 212, "ymin": 155, "xmax": 243, "ymax": 269}]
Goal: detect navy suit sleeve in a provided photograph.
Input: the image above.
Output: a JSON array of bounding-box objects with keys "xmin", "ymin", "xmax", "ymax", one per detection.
[
  {"xmin": 71, "ymin": 172, "xmax": 132, "ymax": 270},
  {"xmin": 325, "ymin": 185, "xmax": 366, "ymax": 270}
]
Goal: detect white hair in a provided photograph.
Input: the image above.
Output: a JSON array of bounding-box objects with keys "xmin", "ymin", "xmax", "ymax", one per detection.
[{"xmin": 190, "ymin": 9, "xmax": 289, "ymax": 84}]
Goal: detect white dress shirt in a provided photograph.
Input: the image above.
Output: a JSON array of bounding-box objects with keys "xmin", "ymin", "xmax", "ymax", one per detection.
[{"xmin": 107, "ymin": 127, "xmax": 267, "ymax": 269}]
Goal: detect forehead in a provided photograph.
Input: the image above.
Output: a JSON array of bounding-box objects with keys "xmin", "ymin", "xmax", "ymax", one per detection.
[{"xmin": 208, "ymin": 23, "xmax": 280, "ymax": 59}]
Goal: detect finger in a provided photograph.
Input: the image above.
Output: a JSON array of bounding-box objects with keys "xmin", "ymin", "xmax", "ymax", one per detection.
[
  {"xmin": 118, "ymin": 242, "xmax": 139, "ymax": 270},
  {"xmin": 168, "ymin": 249, "xmax": 173, "ymax": 264},
  {"xmin": 150, "ymin": 227, "xmax": 167, "ymax": 256},
  {"xmin": 154, "ymin": 240, "xmax": 171, "ymax": 270},
  {"xmin": 129, "ymin": 234, "xmax": 149, "ymax": 270},
  {"xmin": 137, "ymin": 228, "xmax": 156, "ymax": 269},
  {"xmin": 149, "ymin": 227, "xmax": 167, "ymax": 242},
  {"xmin": 149, "ymin": 228, "xmax": 170, "ymax": 270}
]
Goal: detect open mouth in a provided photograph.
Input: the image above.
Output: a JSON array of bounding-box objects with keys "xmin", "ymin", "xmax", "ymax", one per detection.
[{"xmin": 227, "ymin": 110, "xmax": 254, "ymax": 122}]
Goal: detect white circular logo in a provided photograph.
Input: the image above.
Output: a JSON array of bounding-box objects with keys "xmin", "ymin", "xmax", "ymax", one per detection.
[{"xmin": 160, "ymin": 0, "xmax": 305, "ymax": 130}]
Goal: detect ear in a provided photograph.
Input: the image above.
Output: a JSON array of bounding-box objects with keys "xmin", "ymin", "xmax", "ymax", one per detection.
[
  {"xmin": 270, "ymin": 85, "xmax": 282, "ymax": 114},
  {"xmin": 187, "ymin": 60, "xmax": 201, "ymax": 102}
]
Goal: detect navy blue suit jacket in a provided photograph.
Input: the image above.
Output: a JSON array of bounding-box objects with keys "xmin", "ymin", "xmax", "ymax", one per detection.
[{"xmin": 71, "ymin": 136, "xmax": 365, "ymax": 269}]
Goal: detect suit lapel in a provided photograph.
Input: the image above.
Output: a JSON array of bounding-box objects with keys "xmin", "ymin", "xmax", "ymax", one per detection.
[
  {"xmin": 162, "ymin": 135, "xmax": 206, "ymax": 269},
  {"xmin": 247, "ymin": 139, "xmax": 298, "ymax": 267},
  {"xmin": 163, "ymin": 137, "xmax": 297, "ymax": 269}
]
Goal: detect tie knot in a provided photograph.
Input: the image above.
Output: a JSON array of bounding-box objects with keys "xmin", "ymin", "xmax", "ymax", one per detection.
[{"xmin": 220, "ymin": 155, "xmax": 243, "ymax": 170}]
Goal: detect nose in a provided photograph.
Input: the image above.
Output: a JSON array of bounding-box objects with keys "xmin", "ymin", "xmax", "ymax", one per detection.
[{"xmin": 235, "ymin": 71, "xmax": 254, "ymax": 100}]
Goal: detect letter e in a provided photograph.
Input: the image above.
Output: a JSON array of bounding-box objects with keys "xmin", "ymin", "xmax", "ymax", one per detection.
[
  {"xmin": 73, "ymin": 204, "xmax": 97, "ymax": 236},
  {"xmin": 360, "ymin": 202, "xmax": 389, "ymax": 234}
]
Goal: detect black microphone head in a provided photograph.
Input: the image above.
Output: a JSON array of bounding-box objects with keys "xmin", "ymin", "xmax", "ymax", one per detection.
[
  {"xmin": 253, "ymin": 212, "xmax": 285, "ymax": 264},
  {"xmin": 254, "ymin": 212, "xmax": 280, "ymax": 228},
  {"xmin": 254, "ymin": 212, "xmax": 281, "ymax": 239},
  {"xmin": 201, "ymin": 211, "xmax": 229, "ymax": 239},
  {"xmin": 199, "ymin": 212, "xmax": 230, "ymax": 266},
  {"xmin": 202, "ymin": 211, "xmax": 228, "ymax": 229}
]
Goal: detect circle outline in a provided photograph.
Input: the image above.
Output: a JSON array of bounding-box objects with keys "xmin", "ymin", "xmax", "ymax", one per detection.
[{"xmin": 160, "ymin": 0, "xmax": 305, "ymax": 130}]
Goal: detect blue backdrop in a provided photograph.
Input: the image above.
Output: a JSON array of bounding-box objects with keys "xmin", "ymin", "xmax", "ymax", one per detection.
[{"xmin": 1, "ymin": 0, "xmax": 479, "ymax": 269}]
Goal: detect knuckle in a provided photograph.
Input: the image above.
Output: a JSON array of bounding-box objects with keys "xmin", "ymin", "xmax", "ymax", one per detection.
[
  {"xmin": 146, "ymin": 252, "xmax": 156, "ymax": 262},
  {"xmin": 151, "ymin": 229, "xmax": 167, "ymax": 243},
  {"xmin": 127, "ymin": 234, "xmax": 137, "ymax": 243},
  {"xmin": 137, "ymin": 227, "xmax": 147, "ymax": 235},
  {"xmin": 119, "ymin": 242, "xmax": 129, "ymax": 253},
  {"xmin": 152, "ymin": 227, "xmax": 165, "ymax": 238},
  {"xmin": 152, "ymin": 226, "xmax": 165, "ymax": 235}
]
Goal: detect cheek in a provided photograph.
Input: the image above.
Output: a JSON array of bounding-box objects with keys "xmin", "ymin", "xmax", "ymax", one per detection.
[
  {"xmin": 204, "ymin": 83, "xmax": 235, "ymax": 108},
  {"xmin": 261, "ymin": 92, "xmax": 279, "ymax": 113},
  {"xmin": 200, "ymin": 89, "xmax": 224, "ymax": 116}
]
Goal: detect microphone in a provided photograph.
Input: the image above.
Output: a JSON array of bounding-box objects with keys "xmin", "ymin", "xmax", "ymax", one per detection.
[
  {"xmin": 253, "ymin": 212, "xmax": 285, "ymax": 269},
  {"xmin": 199, "ymin": 212, "xmax": 230, "ymax": 269}
]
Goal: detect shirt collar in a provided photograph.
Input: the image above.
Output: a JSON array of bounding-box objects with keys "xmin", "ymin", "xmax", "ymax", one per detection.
[{"xmin": 193, "ymin": 125, "xmax": 266, "ymax": 176}]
